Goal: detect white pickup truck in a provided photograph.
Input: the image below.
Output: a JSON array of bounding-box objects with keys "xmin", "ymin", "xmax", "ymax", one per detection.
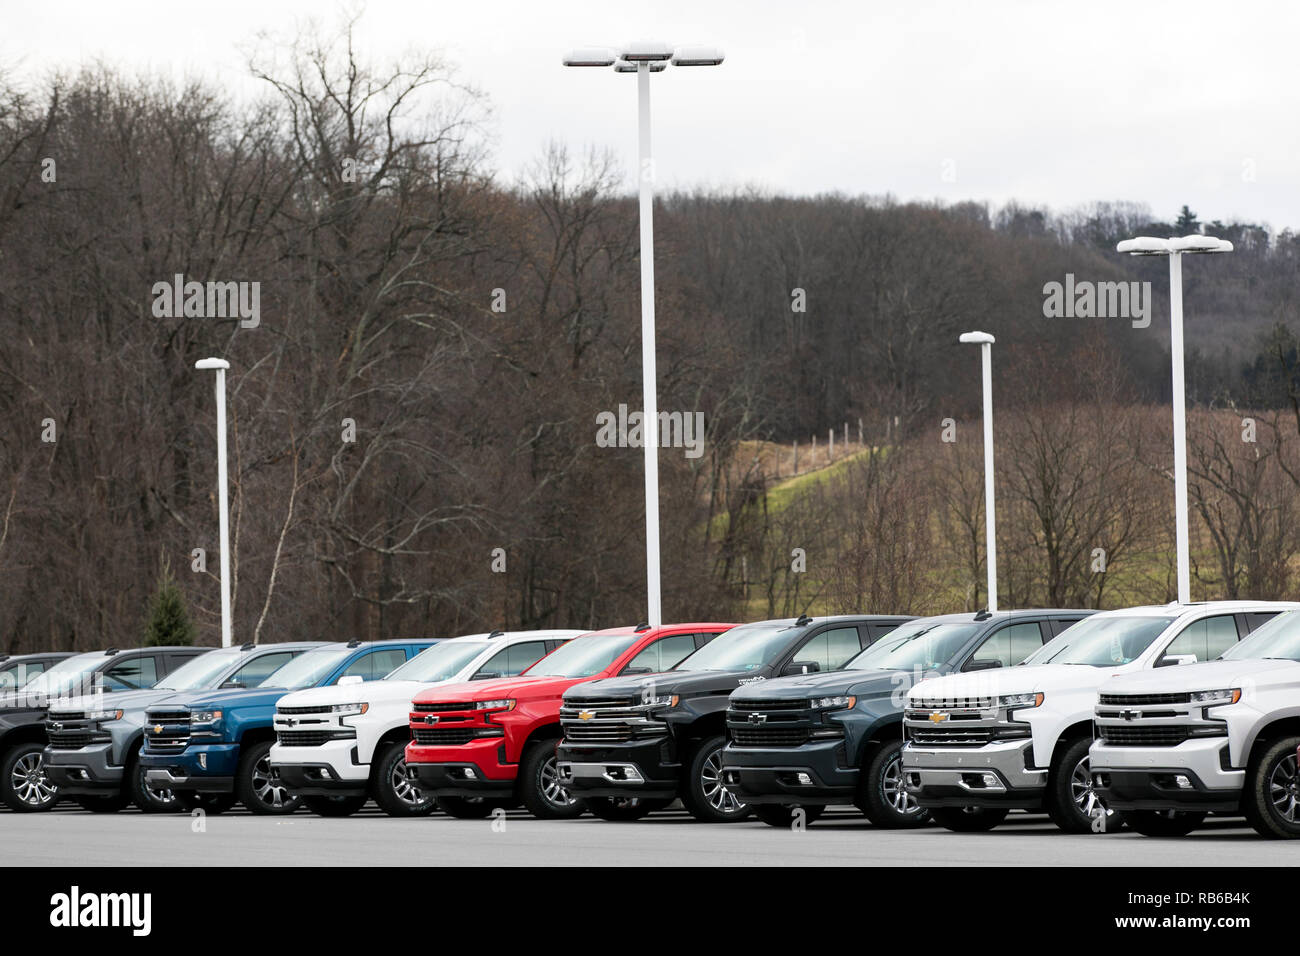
[
  {"xmin": 901, "ymin": 601, "xmax": 1299, "ymax": 833},
  {"xmin": 269, "ymin": 629, "xmax": 583, "ymax": 816},
  {"xmin": 1091, "ymin": 608, "xmax": 1300, "ymax": 838}
]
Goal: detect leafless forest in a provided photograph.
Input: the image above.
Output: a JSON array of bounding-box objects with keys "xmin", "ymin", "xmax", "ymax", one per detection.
[{"xmin": 4, "ymin": 22, "xmax": 1300, "ymax": 651}]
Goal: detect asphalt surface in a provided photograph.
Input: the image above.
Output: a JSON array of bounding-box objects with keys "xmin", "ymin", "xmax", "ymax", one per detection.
[{"xmin": 2, "ymin": 803, "xmax": 1297, "ymax": 865}]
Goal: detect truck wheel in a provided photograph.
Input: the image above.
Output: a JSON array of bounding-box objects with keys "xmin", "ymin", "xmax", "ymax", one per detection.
[
  {"xmin": 929, "ymin": 806, "xmax": 1009, "ymax": 832},
  {"xmin": 236, "ymin": 741, "xmax": 301, "ymax": 815},
  {"xmin": 303, "ymin": 795, "xmax": 367, "ymax": 817},
  {"xmin": 1242, "ymin": 735, "xmax": 1300, "ymax": 839},
  {"xmin": 75, "ymin": 793, "xmax": 131, "ymax": 812},
  {"xmin": 174, "ymin": 791, "xmax": 236, "ymax": 814},
  {"xmin": 585, "ymin": 796, "xmax": 669, "ymax": 821},
  {"xmin": 1, "ymin": 743, "xmax": 59, "ymax": 812},
  {"xmin": 1046, "ymin": 737, "xmax": 1107, "ymax": 834},
  {"xmin": 128, "ymin": 753, "xmax": 179, "ymax": 813},
  {"xmin": 754, "ymin": 804, "xmax": 825, "ymax": 828},
  {"xmin": 372, "ymin": 741, "xmax": 436, "ymax": 816},
  {"xmin": 436, "ymin": 796, "xmax": 501, "ymax": 819},
  {"xmin": 681, "ymin": 735, "xmax": 752, "ymax": 823},
  {"xmin": 1120, "ymin": 809, "xmax": 1206, "ymax": 837},
  {"xmin": 520, "ymin": 741, "xmax": 586, "ymax": 819},
  {"xmin": 860, "ymin": 739, "xmax": 930, "ymax": 828}
]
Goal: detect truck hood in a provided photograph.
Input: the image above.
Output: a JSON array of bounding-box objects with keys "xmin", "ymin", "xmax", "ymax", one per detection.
[
  {"xmin": 165, "ymin": 686, "xmax": 289, "ymax": 710},
  {"xmin": 906, "ymin": 664, "xmax": 1120, "ymax": 701},
  {"xmin": 277, "ymin": 679, "xmax": 433, "ymax": 709},
  {"xmin": 411, "ymin": 674, "xmax": 592, "ymax": 705},
  {"xmin": 46, "ymin": 688, "xmax": 175, "ymax": 713},
  {"xmin": 1100, "ymin": 657, "xmax": 1300, "ymax": 695},
  {"xmin": 728, "ymin": 668, "xmax": 906, "ymax": 700},
  {"xmin": 566, "ymin": 669, "xmax": 759, "ymax": 702}
]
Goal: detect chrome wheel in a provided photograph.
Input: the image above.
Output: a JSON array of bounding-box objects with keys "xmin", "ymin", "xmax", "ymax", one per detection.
[
  {"xmin": 882, "ymin": 753, "xmax": 921, "ymax": 815},
  {"xmin": 11, "ymin": 751, "xmax": 57, "ymax": 807},
  {"xmin": 539, "ymin": 754, "xmax": 576, "ymax": 808},
  {"xmin": 1269, "ymin": 752, "xmax": 1298, "ymax": 823},
  {"xmin": 700, "ymin": 747, "xmax": 746, "ymax": 815},
  {"xmin": 252, "ymin": 756, "xmax": 294, "ymax": 809},
  {"xmin": 392, "ymin": 757, "xmax": 427, "ymax": 807},
  {"xmin": 1071, "ymin": 754, "xmax": 1102, "ymax": 819}
]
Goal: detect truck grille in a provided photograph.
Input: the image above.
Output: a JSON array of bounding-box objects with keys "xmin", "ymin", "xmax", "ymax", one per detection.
[
  {"xmin": 412, "ymin": 728, "xmax": 485, "ymax": 745},
  {"xmin": 563, "ymin": 696, "xmax": 638, "ymax": 710},
  {"xmin": 276, "ymin": 730, "xmax": 352, "ymax": 747},
  {"xmin": 412, "ymin": 702, "xmax": 474, "ymax": 713},
  {"xmin": 559, "ymin": 699, "xmax": 669, "ymax": 745},
  {"xmin": 730, "ymin": 727, "xmax": 811, "ymax": 747},
  {"xmin": 1099, "ymin": 693, "xmax": 1191, "ymax": 706},
  {"xmin": 277, "ymin": 705, "xmax": 331, "ymax": 716},
  {"xmin": 48, "ymin": 731, "xmax": 110, "ymax": 750},
  {"xmin": 910, "ymin": 696, "xmax": 995, "ymax": 710},
  {"xmin": 148, "ymin": 710, "xmax": 192, "ymax": 723},
  {"xmin": 1097, "ymin": 725, "xmax": 1192, "ymax": 747},
  {"xmin": 144, "ymin": 711, "xmax": 192, "ymax": 753},
  {"xmin": 730, "ymin": 699, "xmax": 808, "ymax": 711},
  {"xmin": 909, "ymin": 727, "xmax": 996, "ymax": 747}
]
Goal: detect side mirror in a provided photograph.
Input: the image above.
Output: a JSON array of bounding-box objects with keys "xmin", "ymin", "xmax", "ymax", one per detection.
[
  {"xmin": 337, "ymin": 675, "xmax": 365, "ymax": 686},
  {"xmin": 965, "ymin": 659, "xmax": 1003, "ymax": 672},
  {"xmin": 470, "ymin": 671, "xmax": 501, "ymax": 681},
  {"xmin": 783, "ymin": 661, "xmax": 820, "ymax": 676},
  {"xmin": 1157, "ymin": 654, "xmax": 1198, "ymax": 668}
]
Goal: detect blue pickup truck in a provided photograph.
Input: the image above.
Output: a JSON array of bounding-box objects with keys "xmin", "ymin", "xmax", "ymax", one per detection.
[{"xmin": 140, "ymin": 639, "xmax": 435, "ymax": 814}]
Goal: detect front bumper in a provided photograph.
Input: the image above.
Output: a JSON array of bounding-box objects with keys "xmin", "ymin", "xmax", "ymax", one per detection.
[
  {"xmin": 43, "ymin": 744, "xmax": 124, "ymax": 795},
  {"xmin": 270, "ymin": 739, "xmax": 369, "ymax": 796},
  {"xmin": 1091, "ymin": 738, "xmax": 1243, "ymax": 813},
  {"xmin": 903, "ymin": 740, "xmax": 1047, "ymax": 809},
  {"xmin": 720, "ymin": 739, "xmax": 856, "ymax": 805},
  {"xmin": 405, "ymin": 739, "xmax": 515, "ymax": 797},
  {"xmin": 555, "ymin": 737, "xmax": 680, "ymax": 800},
  {"xmin": 139, "ymin": 744, "xmax": 240, "ymax": 793}
]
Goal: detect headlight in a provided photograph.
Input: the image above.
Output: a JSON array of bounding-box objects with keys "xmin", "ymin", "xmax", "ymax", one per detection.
[
  {"xmin": 87, "ymin": 709, "xmax": 124, "ymax": 722},
  {"xmin": 1191, "ymin": 688, "xmax": 1241, "ymax": 706},
  {"xmin": 998, "ymin": 693, "xmax": 1044, "ymax": 709},
  {"xmin": 474, "ymin": 699, "xmax": 516, "ymax": 711},
  {"xmin": 644, "ymin": 695, "xmax": 678, "ymax": 708},
  {"xmin": 811, "ymin": 695, "xmax": 856, "ymax": 710},
  {"xmin": 190, "ymin": 710, "xmax": 223, "ymax": 725},
  {"xmin": 328, "ymin": 702, "xmax": 369, "ymax": 716}
]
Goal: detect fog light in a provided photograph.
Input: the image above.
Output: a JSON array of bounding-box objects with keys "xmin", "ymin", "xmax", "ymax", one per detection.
[
  {"xmin": 1174, "ymin": 775, "xmax": 1192, "ymax": 790},
  {"xmin": 796, "ymin": 772, "xmax": 813, "ymax": 786},
  {"xmin": 463, "ymin": 767, "xmax": 477, "ymax": 781},
  {"xmin": 907, "ymin": 773, "xmax": 921, "ymax": 788},
  {"xmin": 982, "ymin": 773, "xmax": 998, "ymax": 788},
  {"xmin": 198, "ymin": 753, "xmax": 207, "ymax": 770}
]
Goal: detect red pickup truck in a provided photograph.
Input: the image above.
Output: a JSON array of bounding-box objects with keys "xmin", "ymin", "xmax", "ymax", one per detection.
[{"xmin": 405, "ymin": 623, "xmax": 735, "ymax": 819}]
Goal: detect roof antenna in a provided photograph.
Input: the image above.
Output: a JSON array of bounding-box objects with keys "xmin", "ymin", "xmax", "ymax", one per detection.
[
  {"xmin": 488, "ymin": 630, "xmax": 505, "ymax": 639},
  {"xmin": 974, "ymin": 608, "xmax": 992, "ymax": 621},
  {"xmin": 634, "ymin": 622, "xmax": 651, "ymax": 632},
  {"xmin": 795, "ymin": 614, "xmax": 812, "ymax": 627}
]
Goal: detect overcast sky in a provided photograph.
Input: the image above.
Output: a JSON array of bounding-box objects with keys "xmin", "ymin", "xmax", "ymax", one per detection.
[{"xmin": 8, "ymin": 0, "xmax": 1300, "ymax": 230}]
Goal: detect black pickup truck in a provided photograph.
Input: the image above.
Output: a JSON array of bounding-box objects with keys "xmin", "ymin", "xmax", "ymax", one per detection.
[{"xmin": 556, "ymin": 615, "xmax": 914, "ymax": 822}]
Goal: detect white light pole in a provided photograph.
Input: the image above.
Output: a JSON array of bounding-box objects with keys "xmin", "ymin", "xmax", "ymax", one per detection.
[
  {"xmin": 563, "ymin": 40, "xmax": 724, "ymax": 626},
  {"xmin": 195, "ymin": 357, "xmax": 233, "ymax": 647},
  {"xmin": 960, "ymin": 331, "xmax": 997, "ymax": 613},
  {"xmin": 1116, "ymin": 234, "xmax": 1233, "ymax": 604}
]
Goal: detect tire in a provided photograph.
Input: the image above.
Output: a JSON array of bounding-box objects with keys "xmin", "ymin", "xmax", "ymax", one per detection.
[
  {"xmin": 75, "ymin": 793, "xmax": 131, "ymax": 813},
  {"xmin": 859, "ymin": 739, "xmax": 930, "ymax": 828},
  {"xmin": 235, "ymin": 740, "xmax": 301, "ymax": 815},
  {"xmin": 519, "ymin": 740, "xmax": 586, "ymax": 819},
  {"xmin": 754, "ymin": 803, "xmax": 826, "ymax": 828},
  {"xmin": 1, "ymin": 743, "xmax": 59, "ymax": 812},
  {"xmin": 128, "ymin": 752, "xmax": 180, "ymax": 813},
  {"xmin": 436, "ymin": 795, "xmax": 501, "ymax": 819},
  {"xmin": 1045, "ymin": 737, "xmax": 1108, "ymax": 834},
  {"xmin": 371, "ymin": 742, "xmax": 436, "ymax": 817},
  {"xmin": 586, "ymin": 796, "xmax": 671, "ymax": 821},
  {"xmin": 929, "ymin": 806, "xmax": 1009, "ymax": 832},
  {"xmin": 174, "ymin": 791, "xmax": 237, "ymax": 814},
  {"xmin": 1241, "ymin": 735, "xmax": 1300, "ymax": 839},
  {"xmin": 303, "ymin": 794, "xmax": 368, "ymax": 817},
  {"xmin": 680, "ymin": 735, "xmax": 751, "ymax": 823},
  {"xmin": 1121, "ymin": 809, "xmax": 1207, "ymax": 837}
]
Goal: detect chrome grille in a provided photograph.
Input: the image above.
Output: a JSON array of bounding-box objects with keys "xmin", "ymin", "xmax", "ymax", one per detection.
[
  {"xmin": 910, "ymin": 696, "xmax": 994, "ymax": 710},
  {"xmin": 909, "ymin": 727, "xmax": 996, "ymax": 747}
]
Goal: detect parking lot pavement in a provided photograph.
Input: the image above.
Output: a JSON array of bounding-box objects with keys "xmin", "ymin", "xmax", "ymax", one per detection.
[{"xmin": 3, "ymin": 805, "xmax": 1296, "ymax": 866}]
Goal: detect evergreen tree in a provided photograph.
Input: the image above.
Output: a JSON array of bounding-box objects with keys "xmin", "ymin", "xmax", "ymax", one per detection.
[
  {"xmin": 143, "ymin": 565, "xmax": 196, "ymax": 647},
  {"xmin": 1174, "ymin": 204, "xmax": 1200, "ymax": 234}
]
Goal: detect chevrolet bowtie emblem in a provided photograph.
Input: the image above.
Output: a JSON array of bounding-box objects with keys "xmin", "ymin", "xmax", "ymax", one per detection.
[
  {"xmin": 285, "ymin": 718, "xmax": 297, "ymax": 727},
  {"xmin": 929, "ymin": 711, "xmax": 949, "ymax": 723},
  {"xmin": 153, "ymin": 725, "xmax": 162, "ymax": 734},
  {"xmin": 1120, "ymin": 709, "xmax": 1142, "ymax": 721},
  {"xmin": 423, "ymin": 715, "xmax": 439, "ymax": 725},
  {"xmin": 578, "ymin": 710, "xmax": 594, "ymax": 721},
  {"xmin": 747, "ymin": 712, "xmax": 767, "ymax": 724}
]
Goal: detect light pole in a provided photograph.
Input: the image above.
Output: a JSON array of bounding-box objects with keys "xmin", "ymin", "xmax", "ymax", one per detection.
[
  {"xmin": 959, "ymin": 331, "xmax": 997, "ymax": 613},
  {"xmin": 563, "ymin": 41, "xmax": 724, "ymax": 626},
  {"xmin": 195, "ymin": 357, "xmax": 233, "ymax": 647},
  {"xmin": 1116, "ymin": 234, "xmax": 1233, "ymax": 604}
]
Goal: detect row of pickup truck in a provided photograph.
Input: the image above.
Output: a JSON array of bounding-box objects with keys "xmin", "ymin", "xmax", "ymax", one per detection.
[{"xmin": 2, "ymin": 600, "xmax": 1297, "ymax": 839}]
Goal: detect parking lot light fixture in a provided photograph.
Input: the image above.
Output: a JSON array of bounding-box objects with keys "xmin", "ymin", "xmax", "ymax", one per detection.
[
  {"xmin": 195, "ymin": 357, "xmax": 233, "ymax": 648},
  {"xmin": 959, "ymin": 331, "xmax": 997, "ymax": 613}
]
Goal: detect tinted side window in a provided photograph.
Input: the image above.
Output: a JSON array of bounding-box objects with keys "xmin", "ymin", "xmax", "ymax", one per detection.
[
  {"xmin": 0, "ymin": 665, "xmax": 17, "ymax": 691},
  {"xmin": 230, "ymin": 652, "xmax": 296, "ymax": 688},
  {"xmin": 104, "ymin": 656, "xmax": 159, "ymax": 690},
  {"xmin": 1244, "ymin": 612, "xmax": 1279, "ymax": 633},
  {"xmin": 479, "ymin": 642, "xmax": 548, "ymax": 678},
  {"xmin": 623, "ymin": 634, "xmax": 697, "ymax": 674},
  {"xmin": 339, "ymin": 649, "xmax": 408, "ymax": 682},
  {"xmin": 793, "ymin": 627, "xmax": 863, "ymax": 672},
  {"xmin": 1163, "ymin": 615, "xmax": 1240, "ymax": 663},
  {"xmin": 867, "ymin": 622, "xmax": 902, "ymax": 644},
  {"xmin": 1049, "ymin": 618, "xmax": 1086, "ymax": 637},
  {"xmin": 695, "ymin": 631, "xmax": 723, "ymax": 648},
  {"xmin": 968, "ymin": 622, "xmax": 1044, "ymax": 669}
]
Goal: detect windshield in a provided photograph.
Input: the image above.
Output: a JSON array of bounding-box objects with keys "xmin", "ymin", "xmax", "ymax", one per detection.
[
  {"xmin": 156, "ymin": 650, "xmax": 241, "ymax": 690},
  {"xmin": 260, "ymin": 646, "xmax": 352, "ymax": 689},
  {"xmin": 523, "ymin": 634, "xmax": 639, "ymax": 678},
  {"xmin": 847, "ymin": 621, "xmax": 982, "ymax": 672},
  {"xmin": 13, "ymin": 654, "xmax": 106, "ymax": 699},
  {"xmin": 1023, "ymin": 616, "xmax": 1174, "ymax": 666},
  {"xmin": 1224, "ymin": 610, "xmax": 1300, "ymax": 661},
  {"xmin": 673, "ymin": 622, "xmax": 795, "ymax": 673},
  {"xmin": 388, "ymin": 641, "xmax": 487, "ymax": 683}
]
